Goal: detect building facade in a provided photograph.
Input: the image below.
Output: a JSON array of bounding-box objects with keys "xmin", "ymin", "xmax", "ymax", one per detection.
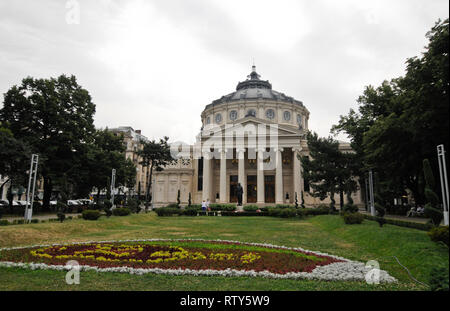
[
  {"xmin": 153, "ymin": 66, "xmax": 362, "ymax": 207},
  {"xmin": 108, "ymin": 126, "xmax": 150, "ymax": 196}
]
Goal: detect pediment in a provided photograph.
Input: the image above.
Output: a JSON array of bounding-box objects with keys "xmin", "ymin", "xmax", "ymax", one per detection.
[{"xmin": 201, "ymin": 117, "xmax": 302, "ymax": 139}]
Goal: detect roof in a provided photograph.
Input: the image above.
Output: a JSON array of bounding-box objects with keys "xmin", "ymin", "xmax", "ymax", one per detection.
[{"xmin": 205, "ymin": 66, "xmax": 304, "ymax": 110}]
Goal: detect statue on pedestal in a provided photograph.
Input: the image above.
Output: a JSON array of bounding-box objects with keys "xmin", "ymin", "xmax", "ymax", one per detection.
[{"xmin": 236, "ymin": 183, "xmax": 243, "ymax": 206}]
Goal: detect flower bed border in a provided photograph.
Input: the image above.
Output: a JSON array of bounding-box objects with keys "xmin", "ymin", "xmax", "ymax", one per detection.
[{"xmin": 0, "ymin": 239, "xmax": 397, "ymax": 283}]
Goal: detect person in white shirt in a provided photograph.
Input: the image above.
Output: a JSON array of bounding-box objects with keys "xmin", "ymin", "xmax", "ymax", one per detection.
[{"xmin": 201, "ymin": 200, "xmax": 207, "ymax": 211}]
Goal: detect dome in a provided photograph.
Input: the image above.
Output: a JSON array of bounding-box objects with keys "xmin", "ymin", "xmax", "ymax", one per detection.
[{"xmin": 205, "ymin": 66, "xmax": 304, "ymax": 109}]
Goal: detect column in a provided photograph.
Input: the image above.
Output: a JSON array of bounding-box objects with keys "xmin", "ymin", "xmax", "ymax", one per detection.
[
  {"xmin": 202, "ymin": 153, "xmax": 211, "ymax": 201},
  {"xmin": 219, "ymin": 149, "xmax": 227, "ymax": 203},
  {"xmin": 275, "ymin": 147, "xmax": 284, "ymax": 204},
  {"xmin": 293, "ymin": 148, "xmax": 302, "ymax": 204},
  {"xmin": 257, "ymin": 148, "xmax": 265, "ymax": 204},
  {"xmin": 237, "ymin": 148, "xmax": 247, "ymax": 204}
]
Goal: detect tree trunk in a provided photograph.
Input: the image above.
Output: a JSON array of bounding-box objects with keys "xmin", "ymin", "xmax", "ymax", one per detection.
[
  {"xmin": 96, "ymin": 187, "xmax": 101, "ymax": 204},
  {"xmin": 339, "ymin": 190, "xmax": 344, "ymax": 208},
  {"xmin": 145, "ymin": 165, "xmax": 153, "ymax": 211},
  {"xmin": 42, "ymin": 177, "xmax": 52, "ymax": 212}
]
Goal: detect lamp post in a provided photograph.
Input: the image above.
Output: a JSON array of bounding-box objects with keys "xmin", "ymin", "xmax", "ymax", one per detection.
[
  {"xmin": 111, "ymin": 169, "xmax": 116, "ymax": 209},
  {"xmin": 368, "ymin": 170, "xmax": 375, "ymax": 216},
  {"xmin": 24, "ymin": 154, "xmax": 39, "ymax": 223},
  {"xmin": 437, "ymin": 145, "xmax": 449, "ymax": 226}
]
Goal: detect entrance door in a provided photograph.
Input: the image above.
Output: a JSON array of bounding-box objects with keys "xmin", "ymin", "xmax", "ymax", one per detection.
[
  {"xmin": 265, "ymin": 175, "xmax": 275, "ymax": 203},
  {"xmin": 229, "ymin": 175, "xmax": 238, "ymax": 203},
  {"xmin": 247, "ymin": 175, "xmax": 257, "ymax": 203}
]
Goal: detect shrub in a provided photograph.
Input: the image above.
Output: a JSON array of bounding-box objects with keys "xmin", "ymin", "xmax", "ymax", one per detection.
[
  {"xmin": 166, "ymin": 203, "xmax": 179, "ymax": 209},
  {"xmin": 275, "ymin": 204, "xmax": 294, "ymax": 209},
  {"xmin": 82, "ymin": 210, "xmax": 101, "ymax": 221},
  {"xmin": 104, "ymin": 208, "xmax": 112, "ymax": 217},
  {"xmin": 303, "ymin": 206, "xmax": 330, "ymax": 216},
  {"xmin": 342, "ymin": 204, "xmax": 359, "ymax": 214},
  {"xmin": 424, "ymin": 203, "xmax": 443, "ymax": 226},
  {"xmin": 427, "ymin": 226, "xmax": 449, "ymax": 246},
  {"xmin": 57, "ymin": 212, "xmax": 66, "ymax": 223},
  {"xmin": 342, "ymin": 212, "xmax": 364, "ymax": 224},
  {"xmin": 155, "ymin": 207, "xmax": 181, "ymax": 216},
  {"xmin": 209, "ymin": 204, "xmax": 236, "ymax": 211},
  {"xmin": 127, "ymin": 199, "xmax": 140, "ymax": 214},
  {"xmin": 0, "ymin": 220, "xmax": 9, "ymax": 226},
  {"xmin": 429, "ymin": 266, "xmax": 449, "ymax": 292},
  {"xmin": 363, "ymin": 214, "xmax": 433, "ymax": 231},
  {"xmin": 220, "ymin": 211, "xmax": 269, "ymax": 217},
  {"xmin": 268, "ymin": 207, "xmax": 297, "ymax": 218},
  {"xmin": 243, "ymin": 205, "xmax": 259, "ymax": 212},
  {"xmin": 279, "ymin": 208, "xmax": 298, "ymax": 218},
  {"xmin": 112, "ymin": 207, "xmax": 131, "ymax": 216},
  {"xmin": 183, "ymin": 208, "xmax": 198, "ymax": 216},
  {"xmin": 30, "ymin": 219, "xmax": 39, "ymax": 224}
]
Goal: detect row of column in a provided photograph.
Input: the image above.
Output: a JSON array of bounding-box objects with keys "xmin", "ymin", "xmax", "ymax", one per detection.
[{"xmin": 202, "ymin": 148, "xmax": 302, "ymax": 204}]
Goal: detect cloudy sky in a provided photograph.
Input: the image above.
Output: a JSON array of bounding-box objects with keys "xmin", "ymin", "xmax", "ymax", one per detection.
[{"xmin": 0, "ymin": 0, "xmax": 448, "ymax": 144}]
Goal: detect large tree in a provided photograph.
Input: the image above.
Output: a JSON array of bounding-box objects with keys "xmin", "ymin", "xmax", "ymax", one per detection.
[
  {"xmin": 0, "ymin": 126, "xmax": 30, "ymax": 210},
  {"xmin": 301, "ymin": 132, "xmax": 358, "ymax": 209},
  {"xmin": 332, "ymin": 19, "xmax": 449, "ymax": 205},
  {"xmin": 137, "ymin": 136, "xmax": 174, "ymax": 211},
  {"xmin": 82, "ymin": 129, "xmax": 136, "ymax": 202},
  {"xmin": 0, "ymin": 75, "xmax": 96, "ymax": 210}
]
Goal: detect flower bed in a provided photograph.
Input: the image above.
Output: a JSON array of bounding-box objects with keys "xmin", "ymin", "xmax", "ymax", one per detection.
[{"xmin": 0, "ymin": 239, "xmax": 397, "ymax": 282}]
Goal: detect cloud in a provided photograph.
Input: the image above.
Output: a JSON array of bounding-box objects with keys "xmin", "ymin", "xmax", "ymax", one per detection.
[{"xmin": 0, "ymin": 0, "xmax": 448, "ymax": 144}]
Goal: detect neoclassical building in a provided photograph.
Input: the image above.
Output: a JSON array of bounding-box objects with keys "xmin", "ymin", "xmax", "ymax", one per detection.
[{"xmin": 153, "ymin": 66, "xmax": 362, "ymax": 207}]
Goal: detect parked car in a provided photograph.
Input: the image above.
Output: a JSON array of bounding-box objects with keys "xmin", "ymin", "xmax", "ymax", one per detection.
[
  {"xmin": 0, "ymin": 200, "xmax": 9, "ymax": 207},
  {"xmin": 78, "ymin": 199, "xmax": 93, "ymax": 205},
  {"xmin": 67, "ymin": 200, "xmax": 82, "ymax": 206}
]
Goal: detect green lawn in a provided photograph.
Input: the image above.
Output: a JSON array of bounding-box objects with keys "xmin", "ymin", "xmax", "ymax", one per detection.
[{"xmin": 0, "ymin": 213, "xmax": 447, "ymax": 291}]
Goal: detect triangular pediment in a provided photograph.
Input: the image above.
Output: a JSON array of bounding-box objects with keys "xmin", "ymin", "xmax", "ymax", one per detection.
[{"xmin": 200, "ymin": 116, "xmax": 303, "ymax": 139}]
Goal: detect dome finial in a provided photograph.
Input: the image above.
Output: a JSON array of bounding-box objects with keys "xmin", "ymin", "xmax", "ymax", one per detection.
[{"xmin": 252, "ymin": 58, "xmax": 256, "ymax": 72}]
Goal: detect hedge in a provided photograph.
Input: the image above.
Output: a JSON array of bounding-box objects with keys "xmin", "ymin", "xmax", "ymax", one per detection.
[
  {"xmin": 363, "ymin": 214, "xmax": 433, "ymax": 231},
  {"xmin": 82, "ymin": 210, "xmax": 101, "ymax": 221},
  {"xmin": 112, "ymin": 207, "xmax": 131, "ymax": 216},
  {"xmin": 155, "ymin": 208, "xmax": 182, "ymax": 217}
]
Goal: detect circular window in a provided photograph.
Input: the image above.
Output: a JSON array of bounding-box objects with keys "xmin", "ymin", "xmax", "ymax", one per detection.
[
  {"xmin": 229, "ymin": 110, "xmax": 238, "ymax": 121},
  {"xmin": 215, "ymin": 113, "xmax": 222, "ymax": 124},
  {"xmin": 266, "ymin": 109, "xmax": 275, "ymax": 120},
  {"xmin": 297, "ymin": 114, "xmax": 303, "ymax": 125},
  {"xmin": 283, "ymin": 111, "xmax": 291, "ymax": 121}
]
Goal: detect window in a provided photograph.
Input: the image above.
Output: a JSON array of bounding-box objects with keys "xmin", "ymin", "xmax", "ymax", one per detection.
[
  {"xmin": 215, "ymin": 113, "xmax": 222, "ymax": 124},
  {"xmin": 266, "ymin": 109, "xmax": 275, "ymax": 120},
  {"xmin": 229, "ymin": 110, "xmax": 238, "ymax": 121},
  {"xmin": 283, "ymin": 111, "xmax": 291, "ymax": 121}
]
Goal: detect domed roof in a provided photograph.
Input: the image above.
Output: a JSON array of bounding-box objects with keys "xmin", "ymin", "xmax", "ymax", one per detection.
[{"xmin": 206, "ymin": 66, "xmax": 303, "ymax": 109}]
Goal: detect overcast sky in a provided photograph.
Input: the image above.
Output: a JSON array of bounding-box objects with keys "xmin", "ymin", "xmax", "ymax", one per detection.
[{"xmin": 0, "ymin": 0, "xmax": 448, "ymax": 144}]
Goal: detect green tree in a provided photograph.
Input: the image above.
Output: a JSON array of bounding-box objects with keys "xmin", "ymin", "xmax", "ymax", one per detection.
[
  {"xmin": 332, "ymin": 19, "xmax": 449, "ymax": 205},
  {"xmin": 301, "ymin": 132, "xmax": 358, "ymax": 210},
  {"xmin": 137, "ymin": 137, "xmax": 175, "ymax": 212},
  {"xmin": 0, "ymin": 126, "xmax": 31, "ymax": 208},
  {"xmin": 0, "ymin": 75, "xmax": 96, "ymax": 210}
]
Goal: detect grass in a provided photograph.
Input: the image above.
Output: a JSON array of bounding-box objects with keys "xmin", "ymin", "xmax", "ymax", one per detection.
[{"xmin": 0, "ymin": 213, "xmax": 447, "ymax": 291}]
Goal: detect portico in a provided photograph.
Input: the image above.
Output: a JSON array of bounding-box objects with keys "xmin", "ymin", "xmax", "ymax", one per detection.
[{"xmin": 152, "ymin": 66, "xmax": 362, "ymax": 207}]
